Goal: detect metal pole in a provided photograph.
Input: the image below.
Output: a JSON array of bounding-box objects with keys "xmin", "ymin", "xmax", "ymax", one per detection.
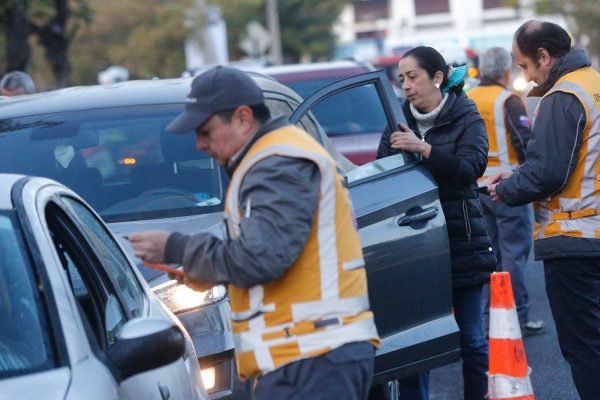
[{"xmin": 266, "ymin": 0, "xmax": 283, "ymax": 65}]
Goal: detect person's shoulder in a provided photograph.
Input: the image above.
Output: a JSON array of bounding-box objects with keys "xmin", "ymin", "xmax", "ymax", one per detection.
[{"xmin": 450, "ymin": 92, "xmax": 481, "ymax": 118}]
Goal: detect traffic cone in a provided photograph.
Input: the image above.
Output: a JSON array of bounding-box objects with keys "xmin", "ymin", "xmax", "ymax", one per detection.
[{"xmin": 488, "ymin": 272, "xmax": 535, "ymax": 400}]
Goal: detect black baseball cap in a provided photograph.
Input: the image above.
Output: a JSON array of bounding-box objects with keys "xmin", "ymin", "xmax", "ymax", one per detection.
[{"xmin": 167, "ymin": 66, "xmax": 265, "ymax": 133}]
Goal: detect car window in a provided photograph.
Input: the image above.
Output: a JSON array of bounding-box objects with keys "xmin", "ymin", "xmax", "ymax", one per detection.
[
  {"xmin": 264, "ymin": 97, "xmax": 294, "ymax": 118},
  {"xmin": 62, "ymin": 197, "xmax": 144, "ymax": 319},
  {"xmin": 290, "ymin": 71, "xmax": 410, "ymax": 167},
  {"xmin": 284, "ymin": 77, "xmax": 344, "ymax": 98},
  {"xmin": 305, "ymin": 83, "xmax": 389, "ymax": 136},
  {"xmin": 46, "ymin": 203, "xmax": 129, "ymax": 349},
  {"xmin": 0, "ymin": 212, "xmax": 55, "ymax": 378},
  {"xmin": 264, "ymin": 96, "xmax": 323, "ymax": 143},
  {"xmin": 0, "ymin": 105, "xmax": 226, "ymax": 223}
]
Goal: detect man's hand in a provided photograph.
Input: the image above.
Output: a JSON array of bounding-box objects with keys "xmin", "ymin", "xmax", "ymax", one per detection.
[
  {"xmin": 487, "ymin": 170, "xmax": 513, "ymax": 203},
  {"xmin": 128, "ymin": 231, "xmax": 170, "ymax": 263},
  {"xmin": 390, "ymin": 123, "xmax": 432, "ymax": 158}
]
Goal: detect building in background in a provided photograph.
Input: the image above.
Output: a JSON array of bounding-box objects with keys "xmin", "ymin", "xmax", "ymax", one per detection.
[{"xmin": 334, "ymin": 0, "xmax": 565, "ymax": 62}]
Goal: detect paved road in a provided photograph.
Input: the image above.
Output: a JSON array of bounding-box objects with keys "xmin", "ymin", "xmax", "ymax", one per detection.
[{"xmin": 430, "ymin": 256, "xmax": 580, "ymax": 399}]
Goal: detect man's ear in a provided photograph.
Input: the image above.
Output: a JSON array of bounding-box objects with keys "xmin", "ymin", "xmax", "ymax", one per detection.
[
  {"xmin": 536, "ymin": 48, "xmax": 552, "ymax": 67},
  {"xmin": 233, "ymin": 105, "xmax": 255, "ymax": 134}
]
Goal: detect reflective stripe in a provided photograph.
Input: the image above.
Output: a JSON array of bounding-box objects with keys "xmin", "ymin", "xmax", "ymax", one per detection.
[
  {"xmin": 488, "ymin": 370, "xmax": 534, "ymax": 399},
  {"xmin": 230, "ymin": 286, "xmax": 276, "ymax": 322},
  {"xmin": 490, "ymin": 90, "xmax": 514, "ymax": 169},
  {"xmin": 291, "ymin": 296, "xmax": 370, "ymax": 323},
  {"xmin": 342, "ymin": 257, "xmax": 365, "ymax": 271},
  {"xmin": 489, "ymin": 308, "xmax": 522, "ymax": 340},
  {"xmin": 296, "ymin": 316, "xmax": 378, "ymax": 354},
  {"xmin": 314, "ymin": 148, "xmax": 340, "ymax": 300},
  {"xmin": 234, "ymin": 314, "xmax": 377, "ymax": 354},
  {"xmin": 550, "ymin": 208, "xmax": 600, "ymax": 220}
]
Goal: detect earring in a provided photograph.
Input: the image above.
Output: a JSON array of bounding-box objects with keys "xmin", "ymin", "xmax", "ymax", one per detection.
[{"xmin": 434, "ymin": 82, "xmax": 440, "ymax": 89}]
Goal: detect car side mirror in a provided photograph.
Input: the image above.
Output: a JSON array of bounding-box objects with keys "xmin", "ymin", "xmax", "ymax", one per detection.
[{"xmin": 107, "ymin": 317, "xmax": 186, "ymax": 381}]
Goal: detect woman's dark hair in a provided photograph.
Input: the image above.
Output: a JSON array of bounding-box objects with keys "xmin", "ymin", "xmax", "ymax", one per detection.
[
  {"xmin": 402, "ymin": 46, "xmax": 464, "ymax": 94},
  {"xmin": 514, "ymin": 20, "xmax": 571, "ymax": 65}
]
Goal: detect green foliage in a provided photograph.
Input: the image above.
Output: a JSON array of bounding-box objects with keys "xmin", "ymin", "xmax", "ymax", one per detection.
[
  {"xmin": 534, "ymin": 0, "xmax": 600, "ymax": 61},
  {"xmin": 0, "ymin": 0, "xmax": 93, "ymax": 86},
  {"xmin": 70, "ymin": 0, "xmax": 193, "ymax": 84},
  {"xmin": 212, "ymin": 0, "xmax": 347, "ymax": 62},
  {"xmin": 27, "ymin": 0, "xmax": 92, "ymax": 25}
]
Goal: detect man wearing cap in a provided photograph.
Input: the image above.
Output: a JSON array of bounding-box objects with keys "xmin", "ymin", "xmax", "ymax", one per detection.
[{"xmin": 129, "ymin": 66, "xmax": 379, "ymax": 399}]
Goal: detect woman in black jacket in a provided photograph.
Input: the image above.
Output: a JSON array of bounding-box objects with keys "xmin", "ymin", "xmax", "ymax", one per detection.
[{"xmin": 377, "ymin": 46, "xmax": 496, "ymax": 400}]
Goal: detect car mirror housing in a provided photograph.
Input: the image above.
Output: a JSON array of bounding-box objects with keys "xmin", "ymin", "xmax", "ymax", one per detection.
[{"xmin": 108, "ymin": 317, "xmax": 186, "ymax": 381}]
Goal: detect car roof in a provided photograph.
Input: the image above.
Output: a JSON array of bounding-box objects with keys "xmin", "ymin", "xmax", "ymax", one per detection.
[
  {"xmin": 0, "ymin": 73, "xmax": 298, "ymax": 119},
  {"xmin": 0, "ymin": 174, "xmax": 25, "ymax": 210},
  {"xmin": 248, "ymin": 60, "xmax": 373, "ymax": 75}
]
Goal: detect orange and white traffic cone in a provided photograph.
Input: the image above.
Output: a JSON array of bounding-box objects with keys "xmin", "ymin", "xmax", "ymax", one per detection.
[{"xmin": 488, "ymin": 272, "xmax": 535, "ymax": 400}]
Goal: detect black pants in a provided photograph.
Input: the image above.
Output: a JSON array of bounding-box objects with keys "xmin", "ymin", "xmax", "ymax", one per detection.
[
  {"xmin": 254, "ymin": 341, "xmax": 375, "ymax": 400},
  {"xmin": 544, "ymin": 257, "xmax": 600, "ymax": 400}
]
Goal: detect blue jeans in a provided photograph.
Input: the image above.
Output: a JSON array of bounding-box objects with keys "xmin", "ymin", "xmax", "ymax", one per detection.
[
  {"xmin": 454, "ymin": 286, "xmax": 488, "ymax": 400},
  {"xmin": 398, "ymin": 286, "xmax": 488, "ymax": 400}
]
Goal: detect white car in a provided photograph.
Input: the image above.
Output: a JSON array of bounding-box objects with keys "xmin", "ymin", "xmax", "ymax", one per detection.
[{"xmin": 0, "ymin": 174, "xmax": 208, "ymax": 400}]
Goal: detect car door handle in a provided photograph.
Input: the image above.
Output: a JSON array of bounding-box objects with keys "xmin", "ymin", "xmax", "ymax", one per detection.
[
  {"xmin": 158, "ymin": 383, "xmax": 171, "ymax": 400},
  {"xmin": 397, "ymin": 207, "xmax": 438, "ymax": 226}
]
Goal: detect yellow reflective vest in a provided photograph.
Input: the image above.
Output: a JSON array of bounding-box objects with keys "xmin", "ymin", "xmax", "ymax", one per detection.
[
  {"xmin": 225, "ymin": 125, "xmax": 380, "ymax": 379},
  {"xmin": 468, "ymin": 85, "xmax": 520, "ymax": 183},
  {"xmin": 533, "ymin": 67, "xmax": 600, "ymax": 241}
]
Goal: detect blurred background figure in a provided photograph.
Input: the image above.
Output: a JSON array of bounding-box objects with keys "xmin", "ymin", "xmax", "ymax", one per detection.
[
  {"xmin": 0, "ymin": 71, "xmax": 36, "ymax": 96},
  {"xmin": 467, "ymin": 47, "xmax": 543, "ymax": 337}
]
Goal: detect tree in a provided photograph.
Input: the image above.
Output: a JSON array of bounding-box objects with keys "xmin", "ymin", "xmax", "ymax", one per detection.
[
  {"xmin": 29, "ymin": 0, "xmax": 92, "ymax": 87},
  {"xmin": 0, "ymin": 0, "xmax": 32, "ymax": 73},
  {"xmin": 535, "ymin": 0, "xmax": 600, "ymax": 65},
  {"xmin": 70, "ymin": 0, "xmax": 192, "ymax": 84},
  {"xmin": 0, "ymin": 0, "xmax": 91, "ymax": 87},
  {"xmin": 212, "ymin": 0, "xmax": 347, "ymax": 62}
]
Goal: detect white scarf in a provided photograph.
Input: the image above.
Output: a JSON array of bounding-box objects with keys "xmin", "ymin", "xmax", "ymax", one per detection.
[{"xmin": 410, "ymin": 93, "xmax": 449, "ymax": 136}]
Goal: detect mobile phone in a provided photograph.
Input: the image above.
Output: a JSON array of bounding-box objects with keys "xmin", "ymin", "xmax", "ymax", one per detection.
[
  {"xmin": 142, "ymin": 261, "xmax": 186, "ymax": 277},
  {"xmin": 476, "ymin": 186, "xmax": 490, "ymax": 196}
]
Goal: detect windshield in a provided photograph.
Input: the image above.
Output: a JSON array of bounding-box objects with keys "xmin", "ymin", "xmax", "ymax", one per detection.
[
  {"xmin": 0, "ymin": 212, "xmax": 55, "ymax": 378},
  {"xmin": 0, "ymin": 105, "xmax": 227, "ymax": 223}
]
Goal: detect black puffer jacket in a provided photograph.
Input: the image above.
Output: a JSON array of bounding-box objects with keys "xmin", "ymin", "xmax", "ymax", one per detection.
[{"xmin": 378, "ymin": 91, "xmax": 496, "ymax": 288}]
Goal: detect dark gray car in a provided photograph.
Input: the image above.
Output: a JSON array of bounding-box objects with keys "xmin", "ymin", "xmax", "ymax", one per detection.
[{"xmin": 0, "ymin": 70, "xmax": 460, "ymax": 398}]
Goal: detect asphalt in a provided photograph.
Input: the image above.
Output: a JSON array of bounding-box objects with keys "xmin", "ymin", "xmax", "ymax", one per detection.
[{"xmin": 429, "ymin": 255, "xmax": 580, "ymax": 399}]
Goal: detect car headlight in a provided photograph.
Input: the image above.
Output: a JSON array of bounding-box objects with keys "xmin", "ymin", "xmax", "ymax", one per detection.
[
  {"xmin": 201, "ymin": 366, "xmax": 216, "ymax": 391},
  {"xmin": 153, "ymin": 280, "xmax": 227, "ymax": 314}
]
